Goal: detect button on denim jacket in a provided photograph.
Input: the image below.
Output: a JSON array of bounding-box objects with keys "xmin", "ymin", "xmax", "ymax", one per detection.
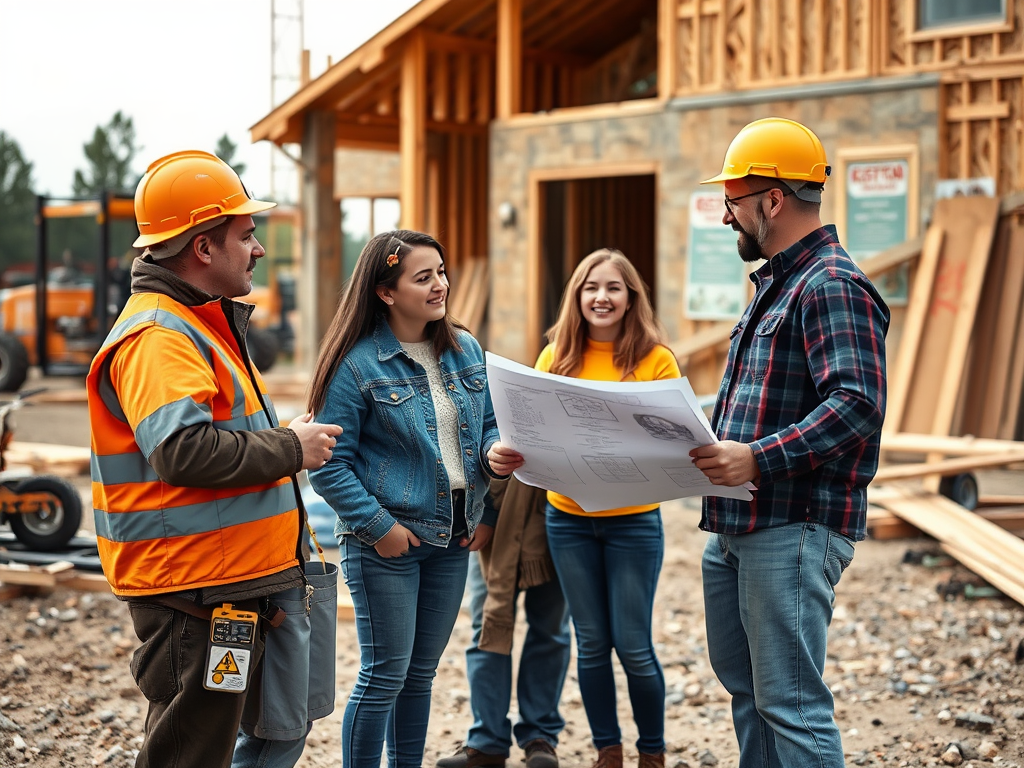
[{"xmin": 308, "ymin": 319, "xmax": 501, "ymax": 547}]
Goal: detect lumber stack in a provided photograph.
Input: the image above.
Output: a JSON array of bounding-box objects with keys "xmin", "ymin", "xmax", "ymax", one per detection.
[
  {"xmin": 6, "ymin": 442, "xmax": 91, "ymax": 476},
  {"xmin": 871, "ymin": 487, "xmax": 1024, "ymax": 605}
]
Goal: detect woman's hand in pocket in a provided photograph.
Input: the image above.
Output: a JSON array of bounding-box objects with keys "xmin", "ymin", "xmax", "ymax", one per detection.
[{"xmin": 374, "ymin": 523, "xmax": 421, "ymax": 558}]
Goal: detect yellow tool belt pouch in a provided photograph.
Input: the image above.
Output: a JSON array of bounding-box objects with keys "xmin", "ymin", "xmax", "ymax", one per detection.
[{"xmin": 240, "ymin": 561, "xmax": 339, "ymax": 740}]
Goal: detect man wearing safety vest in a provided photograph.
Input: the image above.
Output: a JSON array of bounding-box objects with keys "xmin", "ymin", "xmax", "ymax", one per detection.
[
  {"xmin": 87, "ymin": 150, "xmax": 342, "ymax": 768},
  {"xmin": 690, "ymin": 118, "xmax": 889, "ymax": 768}
]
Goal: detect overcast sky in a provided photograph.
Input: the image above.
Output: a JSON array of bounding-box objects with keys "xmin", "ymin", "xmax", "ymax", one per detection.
[{"xmin": 0, "ymin": 0, "xmax": 418, "ymax": 200}]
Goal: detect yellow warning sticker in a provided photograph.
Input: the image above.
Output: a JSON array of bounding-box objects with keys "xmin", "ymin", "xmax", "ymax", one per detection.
[
  {"xmin": 204, "ymin": 645, "xmax": 251, "ymax": 692},
  {"xmin": 214, "ymin": 651, "xmax": 240, "ymax": 675}
]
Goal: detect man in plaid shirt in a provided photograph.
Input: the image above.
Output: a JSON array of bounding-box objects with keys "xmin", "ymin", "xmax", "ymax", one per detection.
[{"xmin": 690, "ymin": 118, "xmax": 890, "ymax": 768}]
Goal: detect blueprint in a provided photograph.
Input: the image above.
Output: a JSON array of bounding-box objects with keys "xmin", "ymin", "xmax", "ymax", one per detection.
[{"xmin": 486, "ymin": 353, "xmax": 754, "ymax": 512}]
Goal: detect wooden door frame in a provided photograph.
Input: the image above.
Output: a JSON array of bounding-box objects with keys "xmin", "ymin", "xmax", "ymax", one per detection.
[{"xmin": 526, "ymin": 161, "xmax": 660, "ymax": 362}]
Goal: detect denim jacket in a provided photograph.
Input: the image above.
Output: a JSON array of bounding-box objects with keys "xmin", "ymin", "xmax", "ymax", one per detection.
[{"xmin": 308, "ymin": 319, "xmax": 501, "ymax": 547}]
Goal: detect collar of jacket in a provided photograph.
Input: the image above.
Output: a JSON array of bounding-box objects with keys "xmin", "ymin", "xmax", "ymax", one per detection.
[
  {"xmin": 372, "ymin": 316, "xmax": 422, "ymax": 363},
  {"xmin": 750, "ymin": 224, "xmax": 838, "ymax": 289},
  {"xmin": 129, "ymin": 256, "xmax": 255, "ymax": 331}
]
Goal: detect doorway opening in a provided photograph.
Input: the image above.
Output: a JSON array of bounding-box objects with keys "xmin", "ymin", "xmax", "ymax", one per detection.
[{"xmin": 532, "ymin": 172, "xmax": 657, "ymax": 358}]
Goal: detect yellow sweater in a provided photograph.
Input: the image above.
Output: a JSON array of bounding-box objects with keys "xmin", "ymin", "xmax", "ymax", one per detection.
[{"xmin": 535, "ymin": 339, "xmax": 682, "ymax": 517}]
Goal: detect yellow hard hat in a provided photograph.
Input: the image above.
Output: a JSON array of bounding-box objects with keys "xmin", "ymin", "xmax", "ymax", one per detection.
[
  {"xmin": 701, "ymin": 117, "xmax": 831, "ymax": 186},
  {"xmin": 132, "ymin": 150, "xmax": 276, "ymax": 248}
]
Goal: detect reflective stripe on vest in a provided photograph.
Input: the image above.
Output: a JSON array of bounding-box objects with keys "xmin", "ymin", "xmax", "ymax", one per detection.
[{"xmin": 93, "ymin": 482, "xmax": 295, "ymax": 542}]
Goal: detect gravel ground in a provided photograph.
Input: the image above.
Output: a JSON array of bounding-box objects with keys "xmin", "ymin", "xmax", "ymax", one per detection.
[{"xmin": 1, "ymin": 382, "xmax": 1022, "ymax": 767}]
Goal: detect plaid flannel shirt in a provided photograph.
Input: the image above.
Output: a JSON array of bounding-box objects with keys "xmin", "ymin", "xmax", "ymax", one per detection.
[{"xmin": 701, "ymin": 225, "xmax": 890, "ymax": 540}]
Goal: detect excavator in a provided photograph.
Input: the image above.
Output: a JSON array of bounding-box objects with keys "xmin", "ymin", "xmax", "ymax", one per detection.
[{"xmin": 0, "ymin": 192, "xmax": 294, "ymax": 391}]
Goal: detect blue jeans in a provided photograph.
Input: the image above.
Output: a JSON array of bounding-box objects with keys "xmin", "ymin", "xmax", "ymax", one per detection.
[
  {"xmin": 701, "ymin": 523, "xmax": 855, "ymax": 768},
  {"xmin": 232, "ymin": 726, "xmax": 309, "ymax": 768},
  {"xmin": 544, "ymin": 504, "xmax": 666, "ymax": 754},
  {"xmin": 464, "ymin": 552, "xmax": 571, "ymax": 755},
  {"xmin": 341, "ymin": 536, "xmax": 471, "ymax": 768}
]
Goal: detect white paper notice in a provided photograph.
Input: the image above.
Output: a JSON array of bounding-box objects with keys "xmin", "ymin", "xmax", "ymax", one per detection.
[{"xmin": 486, "ymin": 352, "xmax": 754, "ymax": 513}]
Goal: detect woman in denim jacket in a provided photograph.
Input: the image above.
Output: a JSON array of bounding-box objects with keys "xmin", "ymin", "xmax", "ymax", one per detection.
[{"xmin": 307, "ymin": 230, "xmax": 523, "ymax": 768}]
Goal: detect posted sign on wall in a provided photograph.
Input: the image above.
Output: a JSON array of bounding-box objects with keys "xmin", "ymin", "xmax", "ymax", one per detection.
[
  {"xmin": 685, "ymin": 191, "xmax": 747, "ymax": 320},
  {"xmin": 845, "ymin": 159, "xmax": 910, "ymax": 304}
]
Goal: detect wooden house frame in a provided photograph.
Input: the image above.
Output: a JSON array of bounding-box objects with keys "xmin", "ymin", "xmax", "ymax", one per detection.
[{"xmin": 251, "ymin": 0, "xmax": 1024, "ymax": 372}]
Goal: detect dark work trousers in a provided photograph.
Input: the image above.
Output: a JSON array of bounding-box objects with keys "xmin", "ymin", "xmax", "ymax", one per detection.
[{"xmin": 128, "ymin": 602, "xmax": 268, "ymax": 768}]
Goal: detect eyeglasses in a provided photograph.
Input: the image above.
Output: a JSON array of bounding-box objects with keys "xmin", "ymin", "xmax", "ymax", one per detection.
[{"xmin": 723, "ymin": 186, "xmax": 792, "ymax": 214}]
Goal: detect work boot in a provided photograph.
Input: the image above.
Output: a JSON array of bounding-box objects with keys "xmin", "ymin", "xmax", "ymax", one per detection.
[
  {"xmin": 435, "ymin": 746, "xmax": 507, "ymax": 768},
  {"xmin": 523, "ymin": 739, "xmax": 558, "ymax": 768},
  {"xmin": 590, "ymin": 744, "xmax": 623, "ymax": 768},
  {"xmin": 637, "ymin": 752, "xmax": 665, "ymax": 768}
]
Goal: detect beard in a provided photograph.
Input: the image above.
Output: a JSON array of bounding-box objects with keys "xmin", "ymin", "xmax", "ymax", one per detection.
[{"xmin": 734, "ymin": 208, "xmax": 772, "ymax": 263}]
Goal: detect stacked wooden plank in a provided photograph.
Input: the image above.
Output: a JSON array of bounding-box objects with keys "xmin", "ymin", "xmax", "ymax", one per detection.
[
  {"xmin": 870, "ymin": 487, "xmax": 1024, "ymax": 605},
  {"xmin": 6, "ymin": 442, "xmax": 91, "ymax": 476}
]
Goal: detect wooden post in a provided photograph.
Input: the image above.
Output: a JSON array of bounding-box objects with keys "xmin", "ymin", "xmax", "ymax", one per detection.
[
  {"xmin": 400, "ymin": 31, "xmax": 427, "ymax": 230},
  {"xmin": 658, "ymin": 0, "xmax": 678, "ymax": 98},
  {"xmin": 497, "ymin": 0, "xmax": 522, "ymax": 119},
  {"xmin": 300, "ymin": 110, "xmax": 341, "ymax": 368}
]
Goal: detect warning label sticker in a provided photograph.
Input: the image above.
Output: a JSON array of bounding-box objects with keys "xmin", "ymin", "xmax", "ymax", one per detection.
[{"xmin": 204, "ymin": 646, "xmax": 251, "ymax": 692}]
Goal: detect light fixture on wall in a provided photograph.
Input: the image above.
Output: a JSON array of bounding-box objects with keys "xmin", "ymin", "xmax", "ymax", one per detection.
[{"xmin": 498, "ymin": 201, "xmax": 517, "ymax": 229}]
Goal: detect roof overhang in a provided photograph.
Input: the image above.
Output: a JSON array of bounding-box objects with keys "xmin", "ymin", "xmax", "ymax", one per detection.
[{"xmin": 250, "ymin": 0, "xmax": 455, "ymax": 145}]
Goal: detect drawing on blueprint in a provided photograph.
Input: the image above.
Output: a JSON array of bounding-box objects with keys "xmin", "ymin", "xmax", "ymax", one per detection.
[
  {"xmin": 663, "ymin": 465, "xmax": 713, "ymax": 488},
  {"xmin": 633, "ymin": 414, "xmax": 698, "ymax": 443},
  {"xmin": 558, "ymin": 393, "xmax": 618, "ymax": 421},
  {"xmin": 582, "ymin": 455, "xmax": 648, "ymax": 483}
]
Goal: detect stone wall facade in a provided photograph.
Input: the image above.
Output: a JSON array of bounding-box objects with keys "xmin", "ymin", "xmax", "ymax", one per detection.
[
  {"xmin": 334, "ymin": 148, "xmax": 400, "ymax": 199},
  {"xmin": 488, "ymin": 85, "xmax": 939, "ymax": 363}
]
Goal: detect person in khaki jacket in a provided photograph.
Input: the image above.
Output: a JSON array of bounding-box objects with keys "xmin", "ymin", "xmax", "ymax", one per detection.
[
  {"xmin": 436, "ymin": 475, "xmax": 570, "ymax": 768},
  {"xmin": 88, "ymin": 150, "xmax": 342, "ymax": 768}
]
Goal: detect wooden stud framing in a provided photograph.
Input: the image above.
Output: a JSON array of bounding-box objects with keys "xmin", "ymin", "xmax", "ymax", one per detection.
[
  {"xmin": 455, "ymin": 51, "xmax": 472, "ymax": 123},
  {"xmin": 400, "ymin": 31, "xmax": 427, "ymax": 230},
  {"xmin": 432, "ymin": 51, "xmax": 449, "ymax": 122},
  {"xmin": 496, "ymin": 0, "xmax": 522, "ymax": 119},
  {"xmin": 659, "ymin": 0, "xmax": 679, "ymax": 98}
]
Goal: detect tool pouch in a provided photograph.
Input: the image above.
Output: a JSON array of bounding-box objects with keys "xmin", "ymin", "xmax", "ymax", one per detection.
[{"xmin": 241, "ymin": 560, "xmax": 338, "ymax": 740}]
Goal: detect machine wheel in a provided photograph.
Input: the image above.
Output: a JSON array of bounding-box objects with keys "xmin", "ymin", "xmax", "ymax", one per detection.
[
  {"xmin": 7, "ymin": 476, "xmax": 83, "ymax": 551},
  {"xmin": 938, "ymin": 472, "xmax": 979, "ymax": 511},
  {"xmin": 247, "ymin": 327, "xmax": 280, "ymax": 372},
  {"xmin": 0, "ymin": 332, "xmax": 29, "ymax": 392}
]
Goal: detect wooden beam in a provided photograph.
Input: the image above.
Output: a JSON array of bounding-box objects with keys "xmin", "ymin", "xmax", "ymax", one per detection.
[
  {"xmin": 658, "ymin": 0, "xmax": 679, "ymax": 98},
  {"xmin": 857, "ymin": 235, "xmax": 923, "ymax": 277},
  {"xmin": 455, "ymin": 51, "xmax": 472, "ymax": 123},
  {"xmin": 301, "ymin": 110, "xmax": 342, "ymax": 365},
  {"xmin": 884, "ymin": 225, "xmax": 944, "ymax": 436},
  {"xmin": 496, "ymin": 0, "xmax": 522, "ymax": 119},
  {"xmin": 946, "ymin": 101, "xmax": 1012, "ymax": 121},
  {"xmin": 432, "ymin": 51, "xmax": 449, "ymax": 122},
  {"xmin": 400, "ymin": 31, "xmax": 427, "ymax": 231},
  {"xmin": 874, "ymin": 451, "xmax": 1024, "ymax": 482},
  {"xmin": 881, "ymin": 432, "xmax": 1024, "ymax": 456}
]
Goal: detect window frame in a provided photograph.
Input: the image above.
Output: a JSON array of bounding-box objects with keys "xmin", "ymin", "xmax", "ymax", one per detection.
[{"xmin": 911, "ymin": 0, "xmax": 1012, "ymax": 41}]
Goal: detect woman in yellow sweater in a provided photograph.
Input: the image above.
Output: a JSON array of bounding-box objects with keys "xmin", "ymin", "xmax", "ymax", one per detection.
[{"xmin": 537, "ymin": 249, "xmax": 680, "ymax": 768}]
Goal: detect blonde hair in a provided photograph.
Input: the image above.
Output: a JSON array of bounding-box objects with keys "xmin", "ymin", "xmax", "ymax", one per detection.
[{"xmin": 545, "ymin": 248, "xmax": 667, "ymax": 380}]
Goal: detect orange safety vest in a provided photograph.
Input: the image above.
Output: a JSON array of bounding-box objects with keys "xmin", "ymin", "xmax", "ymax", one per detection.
[{"xmin": 87, "ymin": 292, "xmax": 300, "ymax": 597}]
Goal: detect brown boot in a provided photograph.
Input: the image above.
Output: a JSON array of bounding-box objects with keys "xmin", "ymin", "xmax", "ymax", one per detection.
[
  {"xmin": 638, "ymin": 752, "xmax": 665, "ymax": 768},
  {"xmin": 590, "ymin": 745, "xmax": 623, "ymax": 768}
]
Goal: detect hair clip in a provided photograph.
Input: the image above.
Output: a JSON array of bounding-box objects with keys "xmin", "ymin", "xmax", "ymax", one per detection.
[{"xmin": 386, "ymin": 253, "xmax": 400, "ymax": 267}]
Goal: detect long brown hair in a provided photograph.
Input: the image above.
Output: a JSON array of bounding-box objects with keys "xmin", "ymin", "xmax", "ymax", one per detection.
[
  {"xmin": 545, "ymin": 248, "xmax": 666, "ymax": 380},
  {"xmin": 307, "ymin": 230, "xmax": 464, "ymax": 415}
]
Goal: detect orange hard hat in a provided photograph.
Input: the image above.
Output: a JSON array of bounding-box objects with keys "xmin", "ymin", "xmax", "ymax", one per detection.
[
  {"xmin": 701, "ymin": 117, "xmax": 831, "ymax": 186},
  {"xmin": 132, "ymin": 150, "xmax": 275, "ymax": 248}
]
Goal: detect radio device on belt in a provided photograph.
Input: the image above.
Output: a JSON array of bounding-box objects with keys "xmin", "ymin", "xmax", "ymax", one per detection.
[{"xmin": 203, "ymin": 603, "xmax": 258, "ymax": 693}]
